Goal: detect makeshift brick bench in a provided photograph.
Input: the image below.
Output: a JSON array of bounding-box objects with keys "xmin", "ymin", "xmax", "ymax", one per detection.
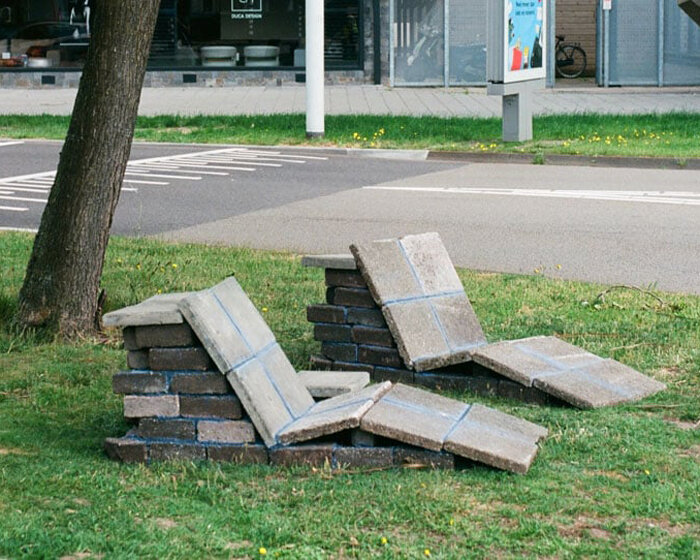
[
  {"xmin": 303, "ymin": 232, "xmax": 666, "ymax": 410},
  {"xmin": 104, "ymin": 278, "xmax": 548, "ymax": 474}
]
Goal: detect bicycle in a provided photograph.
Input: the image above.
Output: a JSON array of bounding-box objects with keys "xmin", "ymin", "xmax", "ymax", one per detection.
[{"xmin": 555, "ymin": 35, "xmax": 587, "ymax": 78}]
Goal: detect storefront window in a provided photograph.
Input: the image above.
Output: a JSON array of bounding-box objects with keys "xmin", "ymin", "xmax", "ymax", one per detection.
[{"xmin": 0, "ymin": 0, "xmax": 362, "ymax": 71}]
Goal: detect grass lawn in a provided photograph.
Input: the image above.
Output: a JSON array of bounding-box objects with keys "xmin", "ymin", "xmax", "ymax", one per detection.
[
  {"xmin": 1, "ymin": 113, "xmax": 700, "ymax": 159},
  {"xmin": 0, "ymin": 232, "xmax": 699, "ymax": 559}
]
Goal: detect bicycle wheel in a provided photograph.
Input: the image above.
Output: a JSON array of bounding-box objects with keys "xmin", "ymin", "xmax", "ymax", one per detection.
[{"xmin": 556, "ymin": 45, "xmax": 587, "ymax": 79}]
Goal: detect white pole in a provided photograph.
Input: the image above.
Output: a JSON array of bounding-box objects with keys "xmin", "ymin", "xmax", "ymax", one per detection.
[{"xmin": 306, "ymin": 0, "xmax": 324, "ymax": 138}]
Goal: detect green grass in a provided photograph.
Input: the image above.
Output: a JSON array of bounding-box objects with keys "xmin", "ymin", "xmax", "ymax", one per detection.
[
  {"xmin": 1, "ymin": 232, "xmax": 699, "ymax": 559},
  {"xmin": 2, "ymin": 112, "xmax": 700, "ymax": 159}
]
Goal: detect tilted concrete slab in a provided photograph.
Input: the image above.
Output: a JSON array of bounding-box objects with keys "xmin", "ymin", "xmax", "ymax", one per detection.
[
  {"xmin": 103, "ymin": 292, "xmax": 191, "ymax": 328},
  {"xmin": 360, "ymin": 383, "xmax": 471, "ymax": 452},
  {"xmin": 360, "ymin": 384, "xmax": 546, "ymax": 473},
  {"xmin": 301, "ymin": 254, "xmax": 357, "ymax": 270},
  {"xmin": 180, "ymin": 278, "xmax": 315, "ymax": 446},
  {"xmin": 444, "ymin": 404, "xmax": 547, "ymax": 475},
  {"xmin": 472, "ymin": 336, "xmax": 666, "ymax": 408},
  {"xmin": 277, "ymin": 382, "xmax": 392, "ymax": 444},
  {"xmin": 299, "ymin": 370, "xmax": 371, "ymax": 398},
  {"xmin": 351, "ymin": 232, "xmax": 486, "ymax": 371}
]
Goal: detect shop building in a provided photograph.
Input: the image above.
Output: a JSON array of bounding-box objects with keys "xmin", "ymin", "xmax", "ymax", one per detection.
[{"xmin": 1, "ymin": 0, "xmax": 699, "ymax": 88}]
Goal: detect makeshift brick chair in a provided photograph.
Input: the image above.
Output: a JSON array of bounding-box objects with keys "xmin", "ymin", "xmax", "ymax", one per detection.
[
  {"xmin": 304, "ymin": 232, "xmax": 666, "ymax": 409},
  {"xmin": 178, "ymin": 276, "xmax": 548, "ymax": 474}
]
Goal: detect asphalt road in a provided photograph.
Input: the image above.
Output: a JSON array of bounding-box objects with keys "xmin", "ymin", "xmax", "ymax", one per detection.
[{"xmin": 2, "ymin": 140, "xmax": 699, "ymax": 294}]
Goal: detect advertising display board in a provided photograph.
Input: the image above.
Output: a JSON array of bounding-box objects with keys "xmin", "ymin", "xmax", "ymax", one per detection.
[
  {"xmin": 487, "ymin": 0, "xmax": 546, "ymax": 84},
  {"xmin": 504, "ymin": 0, "xmax": 546, "ymax": 82}
]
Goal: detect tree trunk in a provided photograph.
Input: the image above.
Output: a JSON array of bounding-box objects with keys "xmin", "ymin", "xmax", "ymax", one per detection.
[{"xmin": 17, "ymin": 0, "xmax": 161, "ymax": 338}]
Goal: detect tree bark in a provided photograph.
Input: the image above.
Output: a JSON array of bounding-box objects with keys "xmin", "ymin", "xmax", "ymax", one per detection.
[{"xmin": 17, "ymin": 0, "xmax": 161, "ymax": 337}]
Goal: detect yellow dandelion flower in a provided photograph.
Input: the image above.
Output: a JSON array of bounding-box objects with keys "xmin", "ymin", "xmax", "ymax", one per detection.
[
  {"xmin": 424, "ymin": 549, "xmax": 431, "ymax": 557},
  {"xmin": 449, "ymin": 518, "xmax": 455, "ymax": 526},
  {"xmin": 262, "ymin": 307, "xmax": 268, "ymax": 313},
  {"xmin": 259, "ymin": 547, "xmax": 267, "ymax": 555},
  {"xmin": 172, "ymin": 263, "xmax": 178, "ymax": 269},
  {"xmin": 644, "ymin": 469, "xmax": 650, "ymax": 475},
  {"xmin": 381, "ymin": 537, "xmax": 388, "ymax": 545}
]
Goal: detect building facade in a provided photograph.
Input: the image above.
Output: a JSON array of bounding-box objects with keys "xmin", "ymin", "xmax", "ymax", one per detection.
[{"xmin": 0, "ymin": 0, "xmax": 698, "ymax": 88}]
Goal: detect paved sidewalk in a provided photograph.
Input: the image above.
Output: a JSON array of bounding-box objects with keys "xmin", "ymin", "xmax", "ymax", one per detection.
[{"xmin": 2, "ymin": 84, "xmax": 700, "ymax": 117}]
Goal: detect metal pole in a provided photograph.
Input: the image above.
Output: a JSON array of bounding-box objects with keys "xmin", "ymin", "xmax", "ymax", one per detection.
[
  {"xmin": 444, "ymin": 0, "xmax": 450, "ymax": 88},
  {"xmin": 373, "ymin": 0, "xmax": 382, "ymax": 85},
  {"xmin": 389, "ymin": 0, "xmax": 395, "ymax": 87},
  {"xmin": 306, "ymin": 0, "xmax": 324, "ymax": 138},
  {"xmin": 657, "ymin": 0, "xmax": 664, "ymax": 86},
  {"xmin": 603, "ymin": 8, "xmax": 610, "ymax": 87}
]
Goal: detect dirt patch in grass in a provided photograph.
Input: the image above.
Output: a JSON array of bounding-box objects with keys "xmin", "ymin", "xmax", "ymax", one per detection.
[
  {"xmin": 665, "ymin": 417, "xmax": 699, "ymax": 431},
  {"xmin": 558, "ymin": 515, "xmax": 613, "ymax": 540},
  {"xmin": 0, "ymin": 447, "xmax": 31, "ymax": 456},
  {"xmin": 679, "ymin": 445, "xmax": 700, "ymax": 463}
]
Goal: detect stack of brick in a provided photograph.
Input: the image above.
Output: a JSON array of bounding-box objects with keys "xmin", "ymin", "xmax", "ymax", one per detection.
[
  {"xmin": 102, "ymin": 297, "xmax": 457, "ymax": 469},
  {"xmin": 303, "ymin": 255, "xmax": 554, "ymax": 405},
  {"xmin": 104, "ymin": 321, "xmax": 269, "ymax": 464}
]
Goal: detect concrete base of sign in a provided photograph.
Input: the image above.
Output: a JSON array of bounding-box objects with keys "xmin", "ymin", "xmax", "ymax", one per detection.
[{"xmin": 487, "ymin": 79, "xmax": 545, "ymax": 143}]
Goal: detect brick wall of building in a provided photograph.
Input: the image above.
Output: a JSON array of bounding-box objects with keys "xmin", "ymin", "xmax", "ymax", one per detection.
[{"xmin": 555, "ymin": 0, "xmax": 598, "ymax": 76}]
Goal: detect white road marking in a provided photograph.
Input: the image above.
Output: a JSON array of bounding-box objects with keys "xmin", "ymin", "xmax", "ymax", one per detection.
[
  {"xmin": 0, "ymin": 206, "xmax": 28, "ymax": 212},
  {"xmin": 0, "ymin": 147, "xmax": 326, "ymax": 220},
  {"xmin": 0, "ymin": 141, "xmax": 25, "ymax": 148},
  {"xmin": 0, "ymin": 226, "xmax": 37, "ymax": 231},
  {"xmin": 363, "ymin": 186, "xmax": 700, "ymax": 207}
]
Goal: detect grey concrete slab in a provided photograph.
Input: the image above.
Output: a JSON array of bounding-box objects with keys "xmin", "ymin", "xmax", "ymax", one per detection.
[
  {"xmin": 103, "ymin": 293, "xmax": 190, "ymax": 328},
  {"xmin": 533, "ymin": 359, "xmax": 667, "ymax": 409},
  {"xmin": 277, "ymin": 382, "xmax": 392, "ymax": 444},
  {"xmin": 351, "ymin": 232, "xmax": 486, "ymax": 371},
  {"xmin": 180, "ymin": 277, "xmax": 315, "ymax": 446},
  {"xmin": 298, "ymin": 370, "xmax": 371, "ymax": 398},
  {"xmin": 472, "ymin": 336, "xmax": 600, "ymax": 387},
  {"xmin": 360, "ymin": 383, "xmax": 470, "ymax": 452},
  {"xmin": 444, "ymin": 404, "xmax": 546, "ymax": 474},
  {"xmin": 473, "ymin": 335, "xmax": 666, "ymax": 408}
]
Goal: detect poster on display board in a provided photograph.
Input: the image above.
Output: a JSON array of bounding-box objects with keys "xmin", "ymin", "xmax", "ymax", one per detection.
[{"xmin": 503, "ymin": 0, "xmax": 546, "ymax": 83}]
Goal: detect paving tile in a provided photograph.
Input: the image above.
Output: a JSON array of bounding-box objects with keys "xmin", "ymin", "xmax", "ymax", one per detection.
[
  {"xmin": 472, "ymin": 336, "xmax": 601, "ymax": 386},
  {"xmin": 443, "ymin": 404, "xmax": 547, "ymax": 474},
  {"xmin": 399, "ymin": 232, "xmax": 464, "ymax": 295},
  {"xmin": 360, "ymin": 383, "xmax": 469, "ymax": 452},
  {"xmin": 112, "ymin": 372, "xmax": 167, "ymax": 395},
  {"xmin": 103, "ymin": 292, "xmax": 191, "ymax": 328},
  {"xmin": 181, "ymin": 278, "xmax": 315, "ymax": 446},
  {"xmin": 277, "ymin": 382, "xmax": 392, "ymax": 444},
  {"xmin": 123, "ymin": 395, "xmax": 179, "ymax": 418},
  {"xmin": 169, "ymin": 372, "xmax": 230, "ymax": 395},
  {"xmin": 298, "ymin": 370, "xmax": 370, "ymax": 398},
  {"xmin": 350, "ymin": 238, "xmax": 422, "ymax": 303},
  {"xmin": 533, "ymin": 359, "xmax": 667, "ymax": 409},
  {"xmin": 473, "ymin": 336, "xmax": 666, "ymax": 408},
  {"xmin": 197, "ymin": 420, "xmax": 256, "ymax": 444},
  {"xmin": 137, "ymin": 418, "xmax": 196, "ymax": 440},
  {"xmin": 351, "ymin": 233, "xmax": 485, "ymax": 372}
]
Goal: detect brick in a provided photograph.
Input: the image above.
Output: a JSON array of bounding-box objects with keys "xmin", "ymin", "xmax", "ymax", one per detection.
[
  {"xmin": 179, "ymin": 395, "xmax": 242, "ymax": 419},
  {"xmin": 207, "ymin": 445, "xmax": 269, "ymax": 464},
  {"xmin": 301, "ymin": 254, "xmax": 356, "ymax": 270},
  {"xmin": 347, "ymin": 307, "xmax": 386, "ymax": 327},
  {"xmin": 104, "ymin": 437, "xmax": 148, "ymax": 463},
  {"xmin": 321, "ymin": 342, "xmax": 358, "ymax": 362},
  {"xmin": 314, "ymin": 323, "xmax": 353, "ymax": 343},
  {"xmin": 112, "ymin": 372, "xmax": 167, "ymax": 395},
  {"xmin": 170, "ymin": 372, "xmax": 230, "ymax": 394},
  {"xmin": 413, "ymin": 372, "xmax": 473, "ymax": 393},
  {"xmin": 352, "ymin": 326, "xmax": 395, "ymax": 347},
  {"xmin": 331, "ymin": 361, "xmax": 374, "ymax": 374},
  {"xmin": 299, "ymin": 370, "xmax": 370, "ymax": 398},
  {"xmin": 325, "ymin": 269, "xmax": 367, "ymax": 288},
  {"xmin": 137, "ymin": 418, "xmax": 196, "ymax": 440},
  {"xmin": 269, "ymin": 444, "xmax": 335, "ymax": 468},
  {"xmin": 123, "ymin": 395, "xmax": 179, "ymax": 418},
  {"xmin": 197, "ymin": 420, "xmax": 256, "ymax": 444},
  {"xmin": 394, "ymin": 447, "xmax": 455, "ymax": 469},
  {"xmin": 358, "ymin": 345, "xmax": 403, "ymax": 368},
  {"xmin": 328, "ymin": 287, "xmax": 376, "ymax": 308},
  {"xmin": 335, "ymin": 447, "xmax": 394, "ymax": 469},
  {"xmin": 350, "ymin": 429, "xmax": 376, "ymax": 447},
  {"xmin": 132, "ymin": 324, "xmax": 197, "ymax": 349},
  {"xmin": 127, "ymin": 350, "xmax": 149, "ymax": 370},
  {"xmin": 149, "ymin": 442, "xmax": 206, "ymax": 461},
  {"xmin": 122, "ymin": 327, "xmax": 139, "ymax": 351},
  {"xmin": 306, "ymin": 304, "xmax": 346, "ymax": 324},
  {"xmin": 374, "ymin": 367, "xmax": 414, "ymax": 385},
  {"xmin": 149, "ymin": 347, "xmax": 212, "ymax": 371},
  {"xmin": 309, "ymin": 354, "xmax": 333, "ymax": 370}
]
